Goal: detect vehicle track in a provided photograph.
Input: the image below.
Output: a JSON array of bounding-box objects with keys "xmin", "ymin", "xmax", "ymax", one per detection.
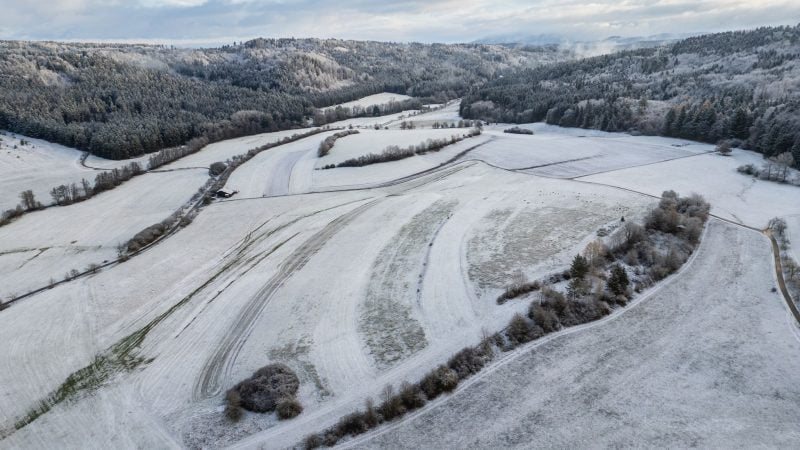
[
  {"xmin": 335, "ymin": 221, "xmax": 716, "ymax": 449},
  {"xmin": 196, "ymin": 160, "xmax": 476, "ymax": 399},
  {"xmin": 194, "ymin": 198, "xmax": 382, "ymax": 399}
]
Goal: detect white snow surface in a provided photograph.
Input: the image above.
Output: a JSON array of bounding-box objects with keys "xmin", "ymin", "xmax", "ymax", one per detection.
[
  {"xmin": 580, "ymin": 148, "xmax": 800, "ymax": 229},
  {"xmin": 353, "ymin": 220, "xmax": 800, "ymax": 449},
  {"xmin": 0, "ymin": 132, "xmax": 127, "ymax": 211},
  {"xmin": 2, "ymin": 116, "xmax": 799, "ymax": 449},
  {"xmin": 0, "ymin": 169, "xmax": 207, "ymax": 299}
]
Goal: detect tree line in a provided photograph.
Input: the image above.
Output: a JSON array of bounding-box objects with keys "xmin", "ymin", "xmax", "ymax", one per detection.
[
  {"xmin": 0, "ymin": 39, "xmax": 554, "ymax": 160},
  {"xmin": 461, "ymin": 25, "xmax": 800, "ymax": 168}
]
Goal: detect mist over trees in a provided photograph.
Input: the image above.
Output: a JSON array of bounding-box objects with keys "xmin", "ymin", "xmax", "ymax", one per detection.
[
  {"xmin": 461, "ymin": 25, "xmax": 800, "ymax": 167},
  {"xmin": 0, "ymin": 39, "xmax": 557, "ymax": 160}
]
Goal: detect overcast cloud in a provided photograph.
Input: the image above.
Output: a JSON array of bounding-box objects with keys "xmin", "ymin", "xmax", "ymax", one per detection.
[{"xmin": 0, "ymin": 0, "xmax": 797, "ymax": 45}]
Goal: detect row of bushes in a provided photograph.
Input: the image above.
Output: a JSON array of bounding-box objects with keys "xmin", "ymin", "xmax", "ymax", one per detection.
[
  {"xmin": 317, "ymin": 129, "xmax": 360, "ymax": 157},
  {"xmin": 334, "ymin": 128, "xmax": 482, "ymax": 168},
  {"xmin": 503, "ymin": 126, "xmax": 534, "ymax": 135},
  {"xmin": 737, "ymin": 152, "xmax": 798, "ymax": 185},
  {"xmin": 1, "ymin": 161, "xmax": 145, "ymax": 228},
  {"xmin": 121, "ymin": 128, "xmax": 334, "ymax": 257},
  {"xmin": 302, "ymin": 191, "xmax": 712, "ymax": 449},
  {"xmin": 303, "ymin": 283, "xmax": 619, "ymax": 449},
  {"xmin": 147, "ymin": 136, "xmax": 210, "ymax": 170},
  {"xmin": 771, "ymin": 217, "xmax": 800, "ymax": 306},
  {"xmin": 304, "ymin": 339, "xmax": 494, "ymax": 449}
]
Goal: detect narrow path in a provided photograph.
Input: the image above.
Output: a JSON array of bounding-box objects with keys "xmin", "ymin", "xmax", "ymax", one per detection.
[{"xmin": 766, "ymin": 230, "xmax": 800, "ymax": 323}]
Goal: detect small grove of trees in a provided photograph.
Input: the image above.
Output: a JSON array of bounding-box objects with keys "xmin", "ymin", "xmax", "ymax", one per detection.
[
  {"xmin": 2, "ymin": 161, "xmax": 144, "ymax": 228},
  {"xmin": 737, "ymin": 151, "xmax": 797, "ymax": 184},
  {"xmin": 312, "ymin": 98, "xmax": 423, "ymax": 127},
  {"xmin": 224, "ymin": 363, "xmax": 303, "ymax": 422},
  {"xmin": 148, "ymin": 137, "xmax": 210, "ymax": 170},
  {"xmin": 317, "ymin": 129, "xmax": 359, "ymax": 157},
  {"xmin": 209, "ymin": 162, "xmax": 228, "ymax": 176},
  {"xmin": 430, "ymin": 120, "xmax": 483, "ymax": 130},
  {"xmin": 504, "ymin": 126, "xmax": 534, "ymax": 135},
  {"xmin": 334, "ymin": 128, "xmax": 481, "ymax": 168},
  {"xmin": 93, "ymin": 162, "xmax": 144, "ymax": 193}
]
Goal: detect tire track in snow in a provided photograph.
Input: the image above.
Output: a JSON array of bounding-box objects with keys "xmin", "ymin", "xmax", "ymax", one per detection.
[
  {"xmin": 335, "ymin": 221, "xmax": 717, "ymax": 450},
  {"xmin": 195, "ymin": 198, "xmax": 383, "ymax": 399}
]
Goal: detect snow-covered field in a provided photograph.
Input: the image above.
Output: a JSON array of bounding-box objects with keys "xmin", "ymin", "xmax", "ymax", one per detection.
[
  {"xmin": 0, "ymin": 132, "xmax": 121, "ymax": 211},
  {"xmin": 0, "ymin": 169, "xmax": 207, "ymax": 299},
  {"xmin": 315, "ymin": 128, "xmax": 481, "ymax": 167},
  {"xmin": 356, "ymin": 220, "xmax": 800, "ymax": 448},
  {"xmin": 322, "ymin": 93, "xmax": 412, "ymax": 111},
  {"xmin": 2, "ymin": 106, "xmax": 798, "ymax": 449},
  {"xmin": 580, "ymin": 148, "xmax": 800, "ymax": 229},
  {"xmin": 473, "ymin": 123, "xmax": 712, "ymax": 178},
  {"xmin": 166, "ymin": 129, "xmax": 307, "ymax": 170}
]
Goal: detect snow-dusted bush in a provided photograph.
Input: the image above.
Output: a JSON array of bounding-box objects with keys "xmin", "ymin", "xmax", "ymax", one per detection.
[
  {"xmin": 317, "ymin": 129, "xmax": 359, "ymax": 157},
  {"xmin": 208, "ymin": 161, "xmax": 227, "ymax": 176},
  {"xmin": 419, "ymin": 365, "xmax": 459, "ymax": 400},
  {"xmin": 276, "ymin": 397, "xmax": 303, "ymax": 420},
  {"xmin": 447, "ymin": 346, "xmax": 492, "ymax": 379},
  {"xmin": 229, "ymin": 363, "xmax": 300, "ymax": 414},
  {"xmin": 504, "ymin": 126, "xmax": 534, "ymax": 135},
  {"xmin": 497, "ymin": 280, "xmax": 541, "ymax": 304},
  {"xmin": 224, "ymin": 390, "xmax": 242, "ymax": 422}
]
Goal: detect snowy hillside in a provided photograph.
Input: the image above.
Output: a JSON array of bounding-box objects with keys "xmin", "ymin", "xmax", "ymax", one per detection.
[{"xmin": 1, "ymin": 99, "xmax": 798, "ymax": 449}]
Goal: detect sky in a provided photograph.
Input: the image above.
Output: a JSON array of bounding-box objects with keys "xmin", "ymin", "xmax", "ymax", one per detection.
[{"xmin": 0, "ymin": 0, "xmax": 798, "ymax": 45}]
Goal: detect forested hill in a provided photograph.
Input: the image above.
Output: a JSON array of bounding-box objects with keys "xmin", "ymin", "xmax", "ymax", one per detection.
[
  {"xmin": 0, "ymin": 39, "xmax": 561, "ymax": 159},
  {"xmin": 461, "ymin": 25, "xmax": 800, "ymax": 167}
]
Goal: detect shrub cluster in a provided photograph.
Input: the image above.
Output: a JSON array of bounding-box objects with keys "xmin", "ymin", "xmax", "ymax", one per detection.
[
  {"xmin": 126, "ymin": 218, "xmax": 173, "ymax": 253},
  {"xmin": 208, "ymin": 161, "xmax": 228, "ymax": 176},
  {"xmin": 317, "ymin": 129, "xmax": 360, "ymax": 157},
  {"xmin": 497, "ymin": 280, "xmax": 541, "ymax": 304},
  {"xmin": 304, "ymin": 338, "xmax": 493, "ymax": 449},
  {"xmin": 503, "ymin": 126, "xmax": 534, "ymax": 135},
  {"xmin": 225, "ymin": 363, "xmax": 303, "ymax": 421},
  {"xmin": 148, "ymin": 136, "xmax": 210, "ymax": 170},
  {"xmin": 93, "ymin": 162, "xmax": 145, "ymax": 193},
  {"xmin": 335, "ymin": 128, "xmax": 481, "ymax": 168}
]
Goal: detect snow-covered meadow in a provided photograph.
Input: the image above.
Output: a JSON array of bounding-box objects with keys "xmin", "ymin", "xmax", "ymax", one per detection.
[
  {"xmin": 1, "ymin": 101, "xmax": 798, "ymax": 449},
  {"xmin": 0, "ymin": 132, "xmax": 143, "ymax": 212}
]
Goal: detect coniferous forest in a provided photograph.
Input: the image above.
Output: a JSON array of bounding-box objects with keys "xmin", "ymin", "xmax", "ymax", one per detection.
[
  {"xmin": 461, "ymin": 25, "xmax": 800, "ymax": 167},
  {"xmin": 0, "ymin": 39, "xmax": 559, "ymax": 159}
]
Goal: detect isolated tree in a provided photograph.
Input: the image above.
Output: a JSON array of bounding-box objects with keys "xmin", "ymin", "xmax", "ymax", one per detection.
[
  {"xmin": 607, "ymin": 264, "xmax": 630, "ymax": 296},
  {"xmin": 775, "ymin": 152, "xmax": 795, "ymax": 182},
  {"xmin": 569, "ymin": 254, "xmax": 590, "ymax": 280},
  {"xmin": 583, "ymin": 240, "xmax": 607, "ymax": 268},
  {"xmin": 209, "ymin": 161, "xmax": 228, "ymax": 176},
  {"xmin": 19, "ymin": 190, "xmax": 39, "ymax": 210},
  {"xmin": 716, "ymin": 142, "xmax": 732, "ymax": 155}
]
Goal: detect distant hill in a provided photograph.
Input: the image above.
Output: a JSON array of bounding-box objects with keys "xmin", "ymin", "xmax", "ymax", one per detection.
[
  {"xmin": 462, "ymin": 25, "xmax": 800, "ymax": 167},
  {"xmin": 0, "ymin": 39, "xmax": 562, "ymax": 159}
]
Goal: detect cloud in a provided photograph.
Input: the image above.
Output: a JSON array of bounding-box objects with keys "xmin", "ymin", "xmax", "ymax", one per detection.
[{"xmin": 0, "ymin": 0, "xmax": 797, "ymax": 44}]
